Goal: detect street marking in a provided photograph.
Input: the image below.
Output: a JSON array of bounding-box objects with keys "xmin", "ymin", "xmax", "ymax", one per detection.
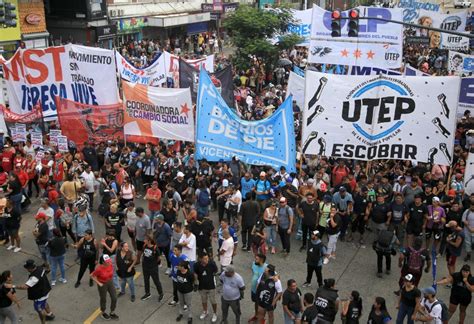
[{"xmin": 83, "ymin": 271, "xmax": 141, "ymax": 324}]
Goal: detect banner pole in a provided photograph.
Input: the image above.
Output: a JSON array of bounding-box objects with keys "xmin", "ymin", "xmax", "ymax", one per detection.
[
  {"xmin": 444, "ymin": 166, "xmax": 453, "ymax": 195},
  {"xmin": 365, "ymin": 161, "xmax": 371, "ymax": 177}
]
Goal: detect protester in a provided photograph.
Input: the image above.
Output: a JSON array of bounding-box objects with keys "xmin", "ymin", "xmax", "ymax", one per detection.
[
  {"xmin": 395, "ymin": 274, "xmax": 421, "ymax": 324},
  {"xmin": 141, "ymin": 235, "xmax": 164, "ymax": 302},
  {"xmin": 73, "ymin": 229, "xmax": 98, "ymax": 288},
  {"xmin": 193, "ymin": 252, "xmax": 218, "ymax": 323},
  {"xmin": 48, "ymin": 228, "xmax": 67, "ymax": 286},
  {"xmin": 282, "ymin": 279, "xmax": 303, "ymax": 324},
  {"xmin": 303, "ymin": 230, "xmax": 326, "ymax": 288},
  {"xmin": 90, "ymin": 255, "xmax": 119, "ymax": 321},
  {"xmin": 314, "ymin": 278, "xmax": 339, "ymax": 324},
  {"xmin": 116, "ymin": 242, "xmax": 137, "ymax": 302},
  {"xmin": 0, "ymin": 270, "xmax": 20, "ymax": 324},
  {"xmin": 175, "ymin": 260, "xmax": 194, "ymax": 324},
  {"xmin": 220, "ymin": 266, "xmax": 245, "ymax": 324}
]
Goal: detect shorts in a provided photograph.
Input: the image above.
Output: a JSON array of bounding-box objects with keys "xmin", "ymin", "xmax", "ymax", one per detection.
[
  {"xmin": 199, "ymin": 289, "xmax": 217, "ymax": 304},
  {"xmin": 406, "ymin": 227, "xmax": 422, "ymax": 236},
  {"xmin": 425, "ymin": 228, "xmax": 442, "ymax": 240},
  {"xmin": 136, "ymin": 240, "xmax": 145, "ymax": 251},
  {"xmin": 34, "ymin": 299, "xmax": 48, "ymax": 312},
  {"xmin": 127, "ymin": 228, "xmax": 136, "ymax": 239},
  {"xmin": 258, "ymin": 302, "xmax": 275, "ymax": 312},
  {"xmin": 251, "ymin": 291, "xmax": 258, "ymax": 303},
  {"xmin": 446, "ymin": 254, "xmax": 457, "ymax": 267},
  {"xmin": 450, "ymin": 293, "xmax": 472, "ymax": 307},
  {"xmin": 6, "ymin": 228, "xmax": 19, "ymax": 237}
]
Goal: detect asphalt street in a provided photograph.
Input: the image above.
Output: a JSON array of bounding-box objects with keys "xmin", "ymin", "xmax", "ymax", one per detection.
[{"xmin": 1, "ymin": 196, "xmax": 473, "ymax": 324}]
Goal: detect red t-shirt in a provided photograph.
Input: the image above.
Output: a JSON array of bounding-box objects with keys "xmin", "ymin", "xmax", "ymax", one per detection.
[
  {"xmin": 14, "ymin": 170, "xmax": 29, "ymax": 187},
  {"xmin": 1, "ymin": 151, "xmax": 14, "ymax": 173},
  {"xmin": 48, "ymin": 189, "xmax": 60, "ymax": 205},
  {"xmin": 146, "ymin": 188, "xmax": 162, "ymax": 211},
  {"xmin": 91, "ymin": 263, "xmax": 113, "ymax": 284}
]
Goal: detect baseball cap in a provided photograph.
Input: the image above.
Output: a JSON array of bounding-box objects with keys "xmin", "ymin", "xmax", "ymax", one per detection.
[
  {"xmin": 222, "ymin": 179, "xmax": 229, "ymax": 187},
  {"xmin": 24, "ymin": 259, "xmax": 36, "ymax": 269},
  {"xmin": 323, "ymin": 194, "xmax": 332, "ymax": 202},
  {"xmin": 339, "ymin": 187, "xmax": 347, "ymax": 192},
  {"xmin": 312, "ymin": 230, "xmax": 320, "ymax": 237},
  {"xmin": 404, "ymin": 274, "xmax": 414, "ymax": 282},
  {"xmin": 432, "ymin": 197, "xmax": 440, "ymax": 202},
  {"xmin": 177, "ymin": 172, "xmax": 185, "ymax": 178},
  {"xmin": 35, "ymin": 212, "xmax": 47, "ymax": 220},
  {"xmin": 422, "ymin": 287, "xmax": 436, "ymax": 296},
  {"xmin": 156, "ymin": 214, "xmax": 164, "ymax": 221},
  {"xmin": 279, "ymin": 197, "xmax": 287, "ymax": 203},
  {"xmin": 260, "ymin": 171, "xmax": 266, "ymax": 177}
]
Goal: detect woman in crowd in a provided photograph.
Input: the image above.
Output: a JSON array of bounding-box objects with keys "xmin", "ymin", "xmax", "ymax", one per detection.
[
  {"xmin": 48, "ymin": 228, "xmax": 67, "ymax": 286},
  {"xmin": 0, "ymin": 270, "xmax": 20, "ymax": 324},
  {"xmin": 324, "ymin": 206, "xmax": 342, "ymax": 265},
  {"xmin": 367, "ymin": 297, "xmax": 392, "ymax": 324},
  {"xmin": 116, "ymin": 242, "xmax": 137, "ymax": 302},
  {"xmin": 263, "ymin": 199, "xmax": 278, "ymax": 254},
  {"xmin": 100, "ymin": 229, "xmax": 120, "ymax": 290},
  {"xmin": 341, "ymin": 290, "xmax": 363, "ymax": 324},
  {"xmin": 119, "ymin": 177, "xmax": 135, "ymax": 209},
  {"xmin": 25, "ymin": 153, "xmax": 39, "ymax": 198},
  {"xmin": 6, "ymin": 174, "xmax": 22, "ymax": 214},
  {"xmin": 73, "ymin": 229, "xmax": 98, "ymax": 288},
  {"xmin": 90, "ymin": 255, "xmax": 119, "ymax": 321},
  {"xmin": 3, "ymin": 200, "xmax": 21, "ymax": 253},
  {"xmin": 124, "ymin": 201, "xmax": 137, "ymax": 251}
]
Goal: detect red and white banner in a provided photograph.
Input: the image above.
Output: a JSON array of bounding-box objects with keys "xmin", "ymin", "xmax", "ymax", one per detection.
[
  {"xmin": 1, "ymin": 44, "xmax": 119, "ymax": 118},
  {"xmin": 122, "ymin": 80, "xmax": 194, "ymax": 142},
  {"xmin": 163, "ymin": 51, "xmax": 214, "ymax": 87}
]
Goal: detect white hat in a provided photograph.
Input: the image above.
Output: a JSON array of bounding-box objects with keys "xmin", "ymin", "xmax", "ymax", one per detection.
[
  {"xmin": 222, "ymin": 179, "xmax": 229, "ymax": 187},
  {"xmin": 177, "ymin": 172, "xmax": 184, "ymax": 178},
  {"xmin": 260, "ymin": 171, "xmax": 266, "ymax": 177},
  {"xmin": 432, "ymin": 196, "xmax": 440, "ymax": 202}
]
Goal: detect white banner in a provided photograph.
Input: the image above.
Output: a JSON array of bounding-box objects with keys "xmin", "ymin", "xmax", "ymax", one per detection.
[
  {"xmin": 407, "ymin": 9, "xmax": 469, "ymax": 51},
  {"xmin": 302, "ymin": 71, "xmax": 460, "ymax": 165},
  {"xmin": 163, "ymin": 51, "xmax": 214, "ymax": 87},
  {"xmin": 0, "ymin": 44, "xmax": 119, "ymax": 118},
  {"xmin": 287, "ymin": 71, "xmax": 305, "ymax": 111},
  {"xmin": 448, "ymin": 51, "xmax": 474, "ymax": 75},
  {"xmin": 308, "ymin": 6, "xmax": 403, "ymax": 69},
  {"xmin": 115, "ymin": 51, "xmax": 166, "ymax": 86},
  {"xmin": 274, "ymin": 9, "xmax": 312, "ymax": 46},
  {"xmin": 122, "ymin": 81, "xmax": 194, "ymax": 142}
]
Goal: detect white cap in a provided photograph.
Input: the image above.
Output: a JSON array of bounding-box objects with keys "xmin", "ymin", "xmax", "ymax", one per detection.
[
  {"xmin": 260, "ymin": 171, "xmax": 266, "ymax": 177},
  {"xmin": 432, "ymin": 196, "xmax": 440, "ymax": 202},
  {"xmin": 222, "ymin": 179, "xmax": 229, "ymax": 187},
  {"xmin": 177, "ymin": 172, "xmax": 184, "ymax": 178}
]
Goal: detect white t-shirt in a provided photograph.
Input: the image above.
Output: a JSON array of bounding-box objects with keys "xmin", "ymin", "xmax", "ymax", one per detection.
[
  {"xmin": 229, "ymin": 190, "xmax": 242, "ymax": 212},
  {"xmin": 220, "ymin": 237, "xmax": 234, "ymax": 267},
  {"xmin": 179, "ymin": 233, "xmax": 196, "ymax": 262},
  {"xmin": 421, "ymin": 298, "xmax": 442, "ymax": 324},
  {"xmin": 81, "ymin": 171, "xmax": 96, "ymax": 193}
]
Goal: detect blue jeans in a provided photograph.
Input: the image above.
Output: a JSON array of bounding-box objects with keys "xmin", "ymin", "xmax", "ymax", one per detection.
[
  {"xmin": 265, "ymin": 225, "xmax": 277, "ymax": 248},
  {"xmin": 37, "ymin": 244, "xmax": 50, "ymax": 264},
  {"xmin": 149, "ymin": 210, "xmax": 160, "ymax": 222},
  {"xmin": 9, "ymin": 193, "xmax": 22, "ymax": 214},
  {"xmin": 284, "ymin": 310, "xmax": 301, "ymax": 324},
  {"xmin": 50, "ymin": 255, "xmax": 66, "ymax": 281},
  {"xmin": 396, "ymin": 302, "xmax": 415, "ymax": 324},
  {"xmin": 120, "ymin": 276, "xmax": 135, "ymax": 296},
  {"xmin": 196, "ymin": 205, "xmax": 209, "ymax": 218},
  {"xmin": 110, "ymin": 255, "xmax": 120, "ymax": 289}
]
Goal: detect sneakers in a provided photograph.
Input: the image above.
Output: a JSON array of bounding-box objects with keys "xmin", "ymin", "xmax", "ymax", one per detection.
[
  {"xmin": 323, "ymin": 257, "xmax": 329, "ymax": 265},
  {"xmin": 176, "ymin": 314, "xmax": 183, "ymax": 321},
  {"xmin": 58, "ymin": 278, "xmax": 67, "ymax": 284},
  {"xmin": 158, "ymin": 294, "xmax": 164, "ymax": 302},
  {"xmin": 74, "ymin": 281, "xmax": 81, "ymax": 288},
  {"xmin": 165, "ymin": 268, "xmax": 171, "ymax": 275},
  {"xmin": 109, "ymin": 313, "xmax": 119, "ymax": 321},
  {"xmin": 101, "ymin": 312, "xmax": 111, "ymax": 320},
  {"xmin": 51, "ymin": 280, "xmax": 56, "ymax": 286},
  {"xmin": 168, "ymin": 300, "xmax": 178, "ymax": 306},
  {"xmin": 241, "ymin": 245, "xmax": 247, "ymax": 251},
  {"xmin": 211, "ymin": 313, "xmax": 218, "ymax": 322},
  {"xmin": 45, "ymin": 313, "xmax": 55, "ymax": 321},
  {"xmin": 141, "ymin": 293, "xmax": 152, "ymax": 301},
  {"xmin": 200, "ymin": 312, "xmax": 208, "ymax": 320},
  {"xmin": 13, "ymin": 247, "xmax": 21, "ymax": 253},
  {"xmin": 131, "ymin": 295, "xmax": 136, "ymax": 302},
  {"xmin": 302, "ymin": 282, "xmax": 312, "ymax": 288},
  {"xmin": 7, "ymin": 245, "xmax": 15, "ymax": 250}
]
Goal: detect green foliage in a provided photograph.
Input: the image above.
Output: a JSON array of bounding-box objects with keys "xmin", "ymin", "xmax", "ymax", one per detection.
[{"xmin": 223, "ymin": 5, "xmax": 303, "ymax": 71}]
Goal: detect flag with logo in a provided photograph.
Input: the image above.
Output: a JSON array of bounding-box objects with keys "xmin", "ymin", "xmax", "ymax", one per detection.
[
  {"xmin": 122, "ymin": 81, "xmax": 194, "ymax": 142},
  {"xmin": 302, "ymin": 71, "xmax": 460, "ymax": 165},
  {"xmin": 56, "ymin": 97, "xmax": 124, "ymax": 147},
  {"xmin": 308, "ymin": 6, "xmax": 403, "ymax": 69}
]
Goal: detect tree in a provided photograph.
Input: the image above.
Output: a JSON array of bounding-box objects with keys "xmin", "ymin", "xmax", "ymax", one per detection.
[{"xmin": 223, "ymin": 5, "xmax": 303, "ymax": 72}]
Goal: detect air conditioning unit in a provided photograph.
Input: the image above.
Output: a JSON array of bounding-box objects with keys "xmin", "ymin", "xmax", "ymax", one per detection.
[
  {"xmin": 118, "ymin": 9, "xmax": 124, "ymax": 16},
  {"xmin": 109, "ymin": 10, "xmax": 117, "ymax": 17}
]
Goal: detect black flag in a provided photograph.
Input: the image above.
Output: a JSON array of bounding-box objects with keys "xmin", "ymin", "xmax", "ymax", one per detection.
[{"xmin": 179, "ymin": 59, "xmax": 234, "ymax": 107}]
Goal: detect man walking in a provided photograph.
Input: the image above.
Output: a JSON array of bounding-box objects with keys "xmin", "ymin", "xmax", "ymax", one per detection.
[
  {"xmin": 277, "ymin": 197, "xmax": 294, "ymax": 255},
  {"xmin": 303, "ymin": 230, "xmax": 327, "ymax": 288},
  {"xmin": 220, "ymin": 266, "xmax": 245, "ymax": 324}
]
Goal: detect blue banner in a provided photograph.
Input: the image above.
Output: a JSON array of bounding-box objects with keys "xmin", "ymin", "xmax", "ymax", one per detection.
[
  {"xmin": 196, "ymin": 70, "xmax": 296, "ymax": 172},
  {"xmin": 405, "ymin": 65, "xmax": 430, "ymax": 76},
  {"xmin": 293, "ymin": 66, "xmax": 305, "ymax": 77},
  {"xmin": 348, "ymin": 66, "xmax": 402, "ymax": 76}
]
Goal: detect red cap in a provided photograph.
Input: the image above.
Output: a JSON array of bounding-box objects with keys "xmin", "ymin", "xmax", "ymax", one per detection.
[{"xmin": 35, "ymin": 212, "xmax": 48, "ymax": 220}]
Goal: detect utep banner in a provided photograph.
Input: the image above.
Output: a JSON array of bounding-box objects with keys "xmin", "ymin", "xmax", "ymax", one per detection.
[
  {"xmin": 302, "ymin": 71, "xmax": 460, "ymax": 165},
  {"xmin": 309, "ymin": 6, "xmax": 403, "ymax": 69},
  {"xmin": 196, "ymin": 70, "xmax": 296, "ymax": 172},
  {"xmin": 1, "ymin": 45, "xmax": 119, "ymax": 118},
  {"xmin": 163, "ymin": 51, "xmax": 214, "ymax": 87},
  {"xmin": 394, "ymin": 0, "xmax": 442, "ymax": 22},
  {"xmin": 448, "ymin": 51, "xmax": 474, "ymax": 75},
  {"xmin": 405, "ymin": 10, "xmax": 469, "ymax": 51},
  {"xmin": 122, "ymin": 81, "xmax": 194, "ymax": 142},
  {"xmin": 115, "ymin": 51, "xmax": 166, "ymax": 86},
  {"xmin": 56, "ymin": 97, "xmax": 124, "ymax": 146}
]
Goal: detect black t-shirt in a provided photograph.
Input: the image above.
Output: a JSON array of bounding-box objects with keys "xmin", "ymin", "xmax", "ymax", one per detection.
[
  {"xmin": 353, "ymin": 194, "xmax": 369, "ymax": 215},
  {"xmin": 407, "ymin": 203, "xmax": 428, "ymax": 230},
  {"xmin": 176, "ymin": 270, "xmax": 194, "ymax": 294},
  {"xmin": 390, "ymin": 202, "xmax": 408, "ymax": 224},
  {"xmin": 241, "ymin": 201, "xmax": 260, "ymax": 227},
  {"xmin": 8, "ymin": 179, "xmax": 21, "ymax": 195},
  {"xmin": 371, "ymin": 203, "xmax": 390, "ymax": 224},
  {"xmin": 401, "ymin": 287, "xmax": 421, "ymax": 308},
  {"xmin": 0, "ymin": 284, "xmax": 14, "ymax": 308},
  {"xmin": 301, "ymin": 304, "xmax": 318, "ymax": 323},
  {"xmin": 451, "ymin": 272, "xmax": 474, "ymax": 300},
  {"xmin": 105, "ymin": 212, "xmax": 123, "ymax": 227},
  {"xmin": 326, "ymin": 214, "xmax": 342, "ymax": 235},
  {"xmin": 49, "ymin": 237, "xmax": 66, "ymax": 257},
  {"xmin": 3, "ymin": 207, "xmax": 21, "ymax": 229},
  {"xmin": 161, "ymin": 208, "xmax": 177, "ymax": 226},
  {"xmin": 299, "ymin": 201, "xmax": 319, "ymax": 226},
  {"xmin": 445, "ymin": 210, "xmax": 462, "ymax": 229},
  {"xmin": 190, "ymin": 219, "xmax": 214, "ymax": 248},
  {"xmin": 193, "ymin": 261, "xmax": 218, "ymax": 290},
  {"xmin": 420, "ymin": 192, "xmax": 435, "ymax": 206},
  {"xmin": 35, "ymin": 222, "xmax": 49, "ymax": 245},
  {"xmin": 282, "ymin": 288, "xmax": 302, "ymax": 313},
  {"xmin": 173, "ymin": 179, "xmax": 188, "ymax": 197}
]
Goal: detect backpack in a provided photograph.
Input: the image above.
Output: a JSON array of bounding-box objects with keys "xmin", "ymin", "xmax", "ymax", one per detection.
[
  {"xmin": 377, "ymin": 230, "xmax": 394, "ymax": 249},
  {"xmin": 425, "ymin": 299, "xmax": 449, "ymax": 323},
  {"xmin": 197, "ymin": 189, "xmax": 210, "ymax": 207},
  {"xmin": 407, "ymin": 247, "xmax": 423, "ymax": 272}
]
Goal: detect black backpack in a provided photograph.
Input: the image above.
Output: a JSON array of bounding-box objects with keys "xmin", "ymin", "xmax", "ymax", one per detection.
[{"xmin": 374, "ymin": 230, "xmax": 394, "ymax": 252}]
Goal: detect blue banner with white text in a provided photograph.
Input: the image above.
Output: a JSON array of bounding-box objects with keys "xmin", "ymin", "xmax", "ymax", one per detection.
[{"xmin": 196, "ymin": 70, "xmax": 296, "ymax": 172}]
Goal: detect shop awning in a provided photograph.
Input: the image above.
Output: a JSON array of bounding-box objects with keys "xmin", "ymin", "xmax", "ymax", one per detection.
[
  {"xmin": 147, "ymin": 12, "xmax": 210, "ymax": 28},
  {"xmin": 22, "ymin": 32, "xmax": 50, "ymax": 40}
]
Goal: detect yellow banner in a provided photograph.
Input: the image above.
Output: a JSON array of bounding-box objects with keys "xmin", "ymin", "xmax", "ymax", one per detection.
[{"xmin": 0, "ymin": 0, "xmax": 21, "ymax": 42}]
